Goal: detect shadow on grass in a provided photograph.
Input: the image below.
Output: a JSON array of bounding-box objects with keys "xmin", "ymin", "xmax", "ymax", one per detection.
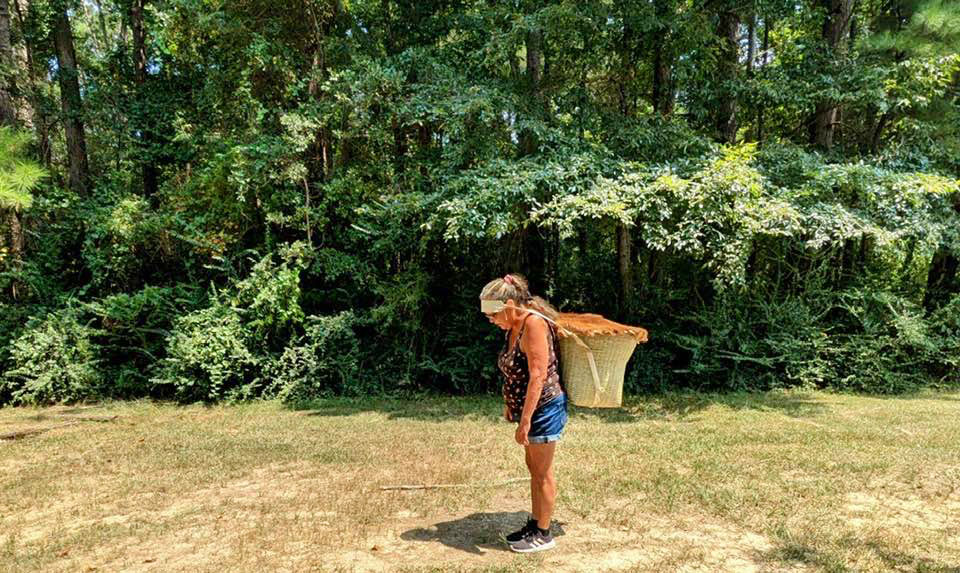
[
  {"xmin": 762, "ymin": 536, "xmax": 960, "ymax": 573},
  {"xmin": 865, "ymin": 540, "xmax": 960, "ymax": 572},
  {"xmin": 288, "ymin": 391, "xmax": 830, "ymax": 423},
  {"xmin": 292, "ymin": 395, "xmax": 505, "ymax": 422},
  {"xmin": 400, "ymin": 511, "xmax": 566, "ymax": 555},
  {"xmin": 570, "ymin": 391, "xmax": 828, "ymax": 424}
]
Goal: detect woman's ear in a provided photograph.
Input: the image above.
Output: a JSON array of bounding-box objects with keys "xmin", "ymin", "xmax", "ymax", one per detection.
[{"xmin": 505, "ymin": 298, "xmax": 516, "ymax": 318}]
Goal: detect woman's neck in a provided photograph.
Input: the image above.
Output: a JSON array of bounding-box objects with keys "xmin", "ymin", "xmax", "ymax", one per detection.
[{"xmin": 507, "ymin": 305, "xmax": 528, "ymax": 329}]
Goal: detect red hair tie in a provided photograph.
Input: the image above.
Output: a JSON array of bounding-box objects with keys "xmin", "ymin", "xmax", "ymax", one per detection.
[{"xmin": 503, "ymin": 275, "xmax": 514, "ymax": 286}]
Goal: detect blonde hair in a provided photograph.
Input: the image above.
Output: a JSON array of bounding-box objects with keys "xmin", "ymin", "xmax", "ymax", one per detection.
[{"xmin": 479, "ymin": 273, "xmax": 558, "ymax": 321}]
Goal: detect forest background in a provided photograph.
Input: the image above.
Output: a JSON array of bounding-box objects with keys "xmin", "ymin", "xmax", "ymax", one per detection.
[{"xmin": 0, "ymin": 0, "xmax": 958, "ymax": 406}]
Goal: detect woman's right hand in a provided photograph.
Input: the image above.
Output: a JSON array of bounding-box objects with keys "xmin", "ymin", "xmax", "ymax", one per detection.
[{"xmin": 503, "ymin": 404, "xmax": 512, "ymax": 422}]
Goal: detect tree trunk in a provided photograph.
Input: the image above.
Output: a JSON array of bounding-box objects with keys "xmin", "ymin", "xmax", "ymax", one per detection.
[
  {"xmin": 131, "ymin": 0, "xmax": 158, "ymax": 198},
  {"xmin": 7, "ymin": 208, "xmax": 22, "ymax": 297},
  {"xmin": 93, "ymin": 0, "xmax": 110, "ymax": 53},
  {"xmin": 618, "ymin": 7, "xmax": 635, "ymax": 117},
  {"xmin": 924, "ymin": 247, "xmax": 959, "ymax": 309},
  {"xmin": 616, "ymin": 222, "xmax": 633, "ymax": 318},
  {"xmin": 810, "ymin": 0, "xmax": 854, "ymax": 149},
  {"xmin": 652, "ymin": 49, "xmax": 673, "ymax": 116},
  {"xmin": 53, "ymin": 8, "xmax": 89, "ymax": 195},
  {"xmin": 519, "ymin": 26, "xmax": 543, "ymax": 156},
  {"xmin": 2, "ymin": 0, "xmax": 24, "ymax": 298},
  {"xmin": 716, "ymin": 9, "xmax": 739, "ymax": 143},
  {"xmin": 417, "ymin": 122, "xmax": 431, "ymax": 177},
  {"xmin": 923, "ymin": 195, "xmax": 960, "ymax": 308},
  {"xmin": 870, "ymin": 110, "xmax": 891, "ymax": 153},
  {"xmin": 758, "ymin": 18, "xmax": 770, "ymax": 143},
  {"xmin": 307, "ymin": 45, "xmax": 328, "ymax": 181},
  {"xmin": 652, "ymin": 0, "xmax": 674, "ymax": 116},
  {"xmin": 12, "ymin": 0, "xmax": 49, "ymax": 163},
  {"xmin": 0, "ymin": 0, "xmax": 16, "ymax": 126},
  {"xmin": 306, "ymin": 1, "xmax": 341, "ymax": 183},
  {"xmin": 392, "ymin": 115, "xmax": 407, "ymax": 169}
]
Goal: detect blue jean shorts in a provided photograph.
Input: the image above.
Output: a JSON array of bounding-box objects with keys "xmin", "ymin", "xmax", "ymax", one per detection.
[{"xmin": 525, "ymin": 394, "xmax": 568, "ymax": 444}]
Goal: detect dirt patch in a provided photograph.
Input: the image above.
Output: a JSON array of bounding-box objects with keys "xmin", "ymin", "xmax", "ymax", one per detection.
[
  {"xmin": 326, "ymin": 511, "xmax": 781, "ymax": 572},
  {"xmin": 7, "ymin": 462, "xmax": 786, "ymax": 572},
  {"xmin": 4, "ymin": 462, "xmax": 337, "ymax": 553},
  {"xmin": 844, "ymin": 490, "xmax": 960, "ymax": 531}
]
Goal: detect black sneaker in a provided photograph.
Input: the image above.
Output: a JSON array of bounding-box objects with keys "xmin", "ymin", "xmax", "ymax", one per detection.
[
  {"xmin": 509, "ymin": 528, "xmax": 555, "ymax": 553},
  {"xmin": 505, "ymin": 518, "xmax": 538, "ymax": 545}
]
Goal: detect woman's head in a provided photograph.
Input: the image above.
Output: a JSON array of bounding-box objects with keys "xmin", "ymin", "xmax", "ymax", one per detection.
[
  {"xmin": 479, "ymin": 273, "xmax": 557, "ymax": 330},
  {"xmin": 480, "ymin": 274, "xmax": 532, "ymax": 305}
]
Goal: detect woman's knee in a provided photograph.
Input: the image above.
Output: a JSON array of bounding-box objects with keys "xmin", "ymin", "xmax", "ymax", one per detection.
[{"xmin": 530, "ymin": 470, "xmax": 555, "ymax": 486}]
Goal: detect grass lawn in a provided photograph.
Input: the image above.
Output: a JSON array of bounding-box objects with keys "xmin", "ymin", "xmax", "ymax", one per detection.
[{"xmin": 2, "ymin": 391, "xmax": 959, "ymax": 572}]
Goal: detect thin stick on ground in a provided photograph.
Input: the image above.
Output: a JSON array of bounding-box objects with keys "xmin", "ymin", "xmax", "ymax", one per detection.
[
  {"xmin": 0, "ymin": 421, "xmax": 81, "ymax": 441},
  {"xmin": 0, "ymin": 416, "xmax": 119, "ymax": 441},
  {"xmin": 380, "ymin": 477, "xmax": 529, "ymax": 491},
  {"xmin": 56, "ymin": 415, "xmax": 119, "ymax": 423}
]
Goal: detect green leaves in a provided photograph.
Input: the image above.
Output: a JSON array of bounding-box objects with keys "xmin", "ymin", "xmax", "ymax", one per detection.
[
  {"xmin": 0, "ymin": 128, "xmax": 47, "ymax": 212},
  {"xmin": 0, "ymin": 308, "xmax": 102, "ymax": 405}
]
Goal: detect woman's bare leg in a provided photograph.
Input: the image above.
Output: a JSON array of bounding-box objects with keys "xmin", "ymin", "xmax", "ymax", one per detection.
[
  {"xmin": 525, "ymin": 442, "xmax": 557, "ymax": 529},
  {"xmin": 525, "ymin": 446, "xmax": 542, "ymax": 520}
]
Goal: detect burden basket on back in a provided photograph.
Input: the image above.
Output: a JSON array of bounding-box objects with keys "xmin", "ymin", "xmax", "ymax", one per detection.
[{"xmin": 555, "ymin": 313, "xmax": 648, "ymax": 408}]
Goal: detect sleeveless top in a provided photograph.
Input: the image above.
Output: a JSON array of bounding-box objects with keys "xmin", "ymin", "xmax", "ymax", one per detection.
[{"xmin": 498, "ymin": 313, "xmax": 564, "ymax": 420}]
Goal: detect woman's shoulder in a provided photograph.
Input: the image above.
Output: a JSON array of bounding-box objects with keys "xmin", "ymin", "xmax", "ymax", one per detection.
[
  {"xmin": 519, "ymin": 313, "xmax": 550, "ymax": 345},
  {"xmin": 521, "ymin": 311, "xmax": 549, "ymax": 328}
]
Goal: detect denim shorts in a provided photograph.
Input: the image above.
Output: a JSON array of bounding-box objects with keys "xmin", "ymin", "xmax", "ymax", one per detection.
[{"xmin": 525, "ymin": 393, "xmax": 568, "ymax": 444}]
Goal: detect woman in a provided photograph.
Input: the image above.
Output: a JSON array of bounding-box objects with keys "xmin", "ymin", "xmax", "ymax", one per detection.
[{"xmin": 480, "ymin": 274, "xmax": 567, "ymax": 553}]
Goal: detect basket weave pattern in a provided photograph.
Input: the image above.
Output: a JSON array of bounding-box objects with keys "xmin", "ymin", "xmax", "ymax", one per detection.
[
  {"xmin": 559, "ymin": 334, "xmax": 638, "ymax": 408},
  {"xmin": 555, "ymin": 313, "xmax": 648, "ymax": 408}
]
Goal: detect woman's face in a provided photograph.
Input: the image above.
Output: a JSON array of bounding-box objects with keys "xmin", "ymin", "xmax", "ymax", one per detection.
[{"xmin": 484, "ymin": 298, "xmax": 516, "ymax": 331}]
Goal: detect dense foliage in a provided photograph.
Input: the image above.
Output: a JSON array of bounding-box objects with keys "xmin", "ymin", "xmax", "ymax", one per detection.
[{"xmin": 0, "ymin": 0, "xmax": 958, "ymax": 404}]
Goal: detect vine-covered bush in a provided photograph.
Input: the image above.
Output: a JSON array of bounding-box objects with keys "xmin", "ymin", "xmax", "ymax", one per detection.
[
  {"xmin": 85, "ymin": 284, "xmax": 205, "ymax": 398},
  {"xmin": 151, "ymin": 243, "xmax": 314, "ymax": 402},
  {"xmin": 81, "ymin": 190, "xmax": 176, "ymax": 293},
  {"xmin": 0, "ymin": 308, "xmax": 102, "ymax": 405},
  {"xmin": 152, "ymin": 302, "xmax": 260, "ymax": 402},
  {"xmin": 263, "ymin": 312, "xmax": 362, "ymax": 403}
]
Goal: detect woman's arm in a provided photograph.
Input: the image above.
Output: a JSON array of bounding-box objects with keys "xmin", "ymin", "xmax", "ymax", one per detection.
[{"xmin": 516, "ymin": 315, "xmax": 550, "ymax": 444}]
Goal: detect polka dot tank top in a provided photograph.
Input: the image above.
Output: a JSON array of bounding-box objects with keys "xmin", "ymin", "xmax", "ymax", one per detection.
[{"xmin": 498, "ymin": 314, "xmax": 564, "ymax": 421}]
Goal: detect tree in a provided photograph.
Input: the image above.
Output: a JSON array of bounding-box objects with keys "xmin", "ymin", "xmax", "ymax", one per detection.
[
  {"xmin": 129, "ymin": 0, "xmax": 157, "ymax": 198},
  {"xmin": 52, "ymin": 1, "xmax": 88, "ymax": 194},
  {"xmin": 715, "ymin": 5, "xmax": 740, "ymax": 143},
  {"xmin": 0, "ymin": 0, "xmax": 17, "ymax": 126},
  {"xmin": 810, "ymin": 0, "xmax": 855, "ymax": 149},
  {"xmin": 651, "ymin": 0, "xmax": 676, "ymax": 116}
]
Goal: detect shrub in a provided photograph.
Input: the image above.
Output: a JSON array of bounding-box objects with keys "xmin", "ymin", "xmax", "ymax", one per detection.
[
  {"xmin": 152, "ymin": 302, "xmax": 260, "ymax": 402},
  {"xmin": 84, "ymin": 284, "xmax": 205, "ymax": 398},
  {"xmin": 263, "ymin": 312, "xmax": 361, "ymax": 403},
  {"xmin": 229, "ymin": 243, "xmax": 309, "ymax": 345},
  {"xmin": 81, "ymin": 192, "xmax": 174, "ymax": 293},
  {"xmin": 665, "ymin": 286, "xmax": 943, "ymax": 393},
  {"xmin": 922, "ymin": 294, "xmax": 960, "ymax": 386},
  {"xmin": 0, "ymin": 308, "xmax": 102, "ymax": 405},
  {"xmin": 829, "ymin": 289, "xmax": 938, "ymax": 393}
]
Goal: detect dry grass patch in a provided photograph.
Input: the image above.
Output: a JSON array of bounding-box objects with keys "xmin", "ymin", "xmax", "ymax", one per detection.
[{"xmin": 1, "ymin": 391, "xmax": 959, "ymax": 572}]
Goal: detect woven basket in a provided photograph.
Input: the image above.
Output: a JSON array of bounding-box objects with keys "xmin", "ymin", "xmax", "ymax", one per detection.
[{"xmin": 556, "ymin": 313, "xmax": 648, "ymax": 408}]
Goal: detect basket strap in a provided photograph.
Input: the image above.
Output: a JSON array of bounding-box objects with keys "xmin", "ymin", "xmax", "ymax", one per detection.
[{"xmin": 503, "ymin": 305, "xmax": 603, "ymax": 403}]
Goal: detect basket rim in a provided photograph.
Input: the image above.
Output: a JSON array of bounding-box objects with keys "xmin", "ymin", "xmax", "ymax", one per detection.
[{"xmin": 556, "ymin": 312, "xmax": 648, "ymax": 343}]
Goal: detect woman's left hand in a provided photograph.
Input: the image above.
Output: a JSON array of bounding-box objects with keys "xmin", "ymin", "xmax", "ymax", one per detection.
[{"xmin": 515, "ymin": 420, "xmax": 530, "ymax": 445}]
